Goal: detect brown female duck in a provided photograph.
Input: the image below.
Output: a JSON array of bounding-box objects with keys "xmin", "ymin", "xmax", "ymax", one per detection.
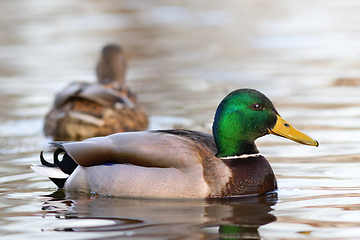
[
  {"xmin": 44, "ymin": 44, "xmax": 149, "ymax": 141},
  {"xmin": 34, "ymin": 89, "xmax": 318, "ymax": 198}
]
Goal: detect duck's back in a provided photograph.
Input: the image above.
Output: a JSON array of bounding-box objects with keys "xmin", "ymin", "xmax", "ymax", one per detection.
[
  {"xmin": 44, "ymin": 82, "xmax": 148, "ymax": 141},
  {"xmin": 56, "ymin": 129, "xmax": 216, "ymax": 168},
  {"xmin": 61, "ymin": 130, "xmax": 217, "ymax": 198}
]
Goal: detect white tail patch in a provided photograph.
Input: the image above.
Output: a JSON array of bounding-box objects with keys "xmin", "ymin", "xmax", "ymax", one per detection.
[{"xmin": 31, "ymin": 165, "xmax": 69, "ymax": 179}]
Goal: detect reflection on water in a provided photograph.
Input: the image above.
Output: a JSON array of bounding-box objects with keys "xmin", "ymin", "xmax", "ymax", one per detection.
[
  {"xmin": 39, "ymin": 191, "xmax": 277, "ymax": 239},
  {"xmin": 1, "ymin": 0, "xmax": 360, "ymax": 239}
]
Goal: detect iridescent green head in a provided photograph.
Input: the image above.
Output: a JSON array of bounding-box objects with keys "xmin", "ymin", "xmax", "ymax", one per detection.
[{"xmin": 213, "ymin": 89, "xmax": 318, "ymax": 158}]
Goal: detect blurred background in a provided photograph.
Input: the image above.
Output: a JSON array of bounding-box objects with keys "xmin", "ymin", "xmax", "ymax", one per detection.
[
  {"xmin": 1, "ymin": 0, "xmax": 360, "ymax": 239},
  {"xmin": 1, "ymin": 0, "xmax": 360, "ymax": 158}
]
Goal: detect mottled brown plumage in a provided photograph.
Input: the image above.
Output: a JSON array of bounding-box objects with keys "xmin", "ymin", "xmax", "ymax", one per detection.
[{"xmin": 44, "ymin": 44, "xmax": 148, "ymax": 141}]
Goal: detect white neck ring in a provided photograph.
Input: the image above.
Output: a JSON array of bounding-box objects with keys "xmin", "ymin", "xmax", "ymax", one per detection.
[{"xmin": 219, "ymin": 153, "xmax": 262, "ymax": 160}]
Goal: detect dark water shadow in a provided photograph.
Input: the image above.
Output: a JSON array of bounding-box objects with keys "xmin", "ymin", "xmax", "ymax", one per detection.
[{"xmin": 40, "ymin": 190, "xmax": 277, "ymax": 239}]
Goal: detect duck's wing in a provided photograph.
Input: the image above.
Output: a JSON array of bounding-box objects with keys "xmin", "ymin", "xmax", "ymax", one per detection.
[
  {"xmin": 51, "ymin": 130, "xmax": 217, "ymax": 169},
  {"xmin": 53, "ymin": 82, "xmax": 88, "ymax": 108},
  {"xmin": 74, "ymin": 84, "xmax": 133, "ymax": 107},
  {"xmin": 54, "ymin": 82, "xmax": 134, "ymax": 108}
]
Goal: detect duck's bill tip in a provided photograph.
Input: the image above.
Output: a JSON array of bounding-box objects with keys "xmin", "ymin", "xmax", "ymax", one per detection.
[
  {"xmin": 269, "ymin": 115, "xmax": 319, "ymax": 147},
  {"xmin": 291, "ymin": 137, "xmax": 319, "ymax": 147}
]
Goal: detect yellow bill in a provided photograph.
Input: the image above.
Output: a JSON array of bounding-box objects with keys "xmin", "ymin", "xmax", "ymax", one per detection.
[{"xmin": 269, "ymin": 115, "xmax": 319, "ymax": 147}]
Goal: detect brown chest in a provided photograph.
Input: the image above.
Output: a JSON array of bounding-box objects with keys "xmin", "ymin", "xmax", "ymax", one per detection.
[{"xmin": 220, "ymin": 156, "xmax": 277, "ymax": 197}]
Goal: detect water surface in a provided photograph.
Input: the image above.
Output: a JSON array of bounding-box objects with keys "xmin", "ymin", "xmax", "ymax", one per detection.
[{"xmin": 1, "ymin": 0, "xmax": 360, "ymax": 239}]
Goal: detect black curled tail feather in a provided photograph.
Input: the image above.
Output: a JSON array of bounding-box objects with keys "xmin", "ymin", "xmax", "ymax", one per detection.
[
  {"xmin": 39, "ymin": 150, "xmax": 67, "ymax": 188},
  {"xmin": 40, "ymin": 150, "xmax": 55, "ymax": 167},
  {"xmin": 52, "ymin": 148, "xmax": 78, "ymax": 174},
  {"xmin": 40, "ymin": 151, "xmax": 49, "ymax": 166},
  {"xmin": 39, "ymin": 147, "xmax": 79, "ymax": 188},
  {"xmin": 57, "ymin": 150, "xmax": 78, "ymax": 175},
  {"xmin": 40, "ymin": 148, "xmax": 78, "ymax": 175},
  {"xmin": 40, "ymin": 149, "xmax": 66, "ymax": 167},
  {"xmin": 53, "ymin": 148, "xmax": 64, "ymax": 165}
]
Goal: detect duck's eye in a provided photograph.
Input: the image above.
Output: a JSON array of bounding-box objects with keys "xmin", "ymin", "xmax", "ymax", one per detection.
[{"xmin": 251, "ymin": 103, "xmax": 262, "ymax": 111}]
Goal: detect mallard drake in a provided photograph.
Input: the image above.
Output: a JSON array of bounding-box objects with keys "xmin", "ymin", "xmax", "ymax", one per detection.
[
  {"xmin": 33, "ymin": 89, "xmax": 318, "ymax": 198},
  {"xmin": 43, "ymin": 44, "xmax": 149, "ymax": 141}
]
